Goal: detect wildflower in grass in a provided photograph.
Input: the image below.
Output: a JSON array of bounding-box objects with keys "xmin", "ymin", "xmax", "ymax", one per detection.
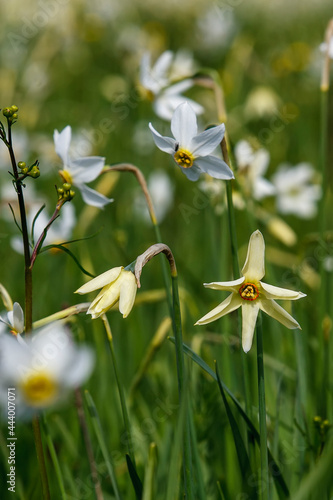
[
  {"xmin": 0, "ymin": 322, "xmax": 94, "ymax": 417},
  {"xmin": 140, "ymin": 50, "xmax": 203, "ymax": 120},
  {"xmin": 0, "ymin": 302, "xmax": 24, "ymax": 335},
  {"xmin": 75, "ymin": 267, "xmax": 137, "ymax": 319},
  {"xmin": 54, "ymin": 125, "xmax": 113, "ymax": 208},
  {"xmin": 149, "ymin": 102, "xmax": 234, "ymax": 181},
  {"xmin": 272, "ymin": 163, "xmax": 321, "ymax": 218},
  {"xmin": 196, "ymin": 230, "xmax": 305, "ymax": 353},
  {"xmin": 234, "ymin": 140, "xmax": 276, "ymax": 200}
]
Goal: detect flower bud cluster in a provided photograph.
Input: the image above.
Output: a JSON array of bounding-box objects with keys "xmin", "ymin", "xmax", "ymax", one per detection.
[
  {"xmin": 2, "ymin": 105, "xmax": 19, "ymax": 123},
  {"xmin": 57, "ymin": 182, "xmax": 75, "ymax": 203},
  {"xmin": 18, "ymin": 160, "xmax": 40, "ymax": 179}
]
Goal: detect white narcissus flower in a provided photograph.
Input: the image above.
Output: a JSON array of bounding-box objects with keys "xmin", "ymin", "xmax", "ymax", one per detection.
[
  {"xmin": 0, "ymin": 302, "xmax": 24, "ymax": 335},
  {"xmin": 196, "ymin": 230, "xmax": 306, "ymax": 353},
  {"xmin": 272, "ymin": 163, "xmax": 321, "ymax": 219},
  {"xmin": 149, "ymin": 102, "xmax": 234, "ymax": 182},
  {"xmin": 0, "ymin": 322, "xmax": 94, "ymax": 417},
  {"xmin": 140, "ymin": 51, "xmax": 203, "ymax": 121},
  {"xmin": 75, "ymin": 267, "xmax": 137, "ymax": 319},
  {"xmin": 234, "ymin": 140, "xmax": 276, "ymax": 201},
  {"xmin": 54, "ymin": 125, "xmax": 113, "ymax": 208}
]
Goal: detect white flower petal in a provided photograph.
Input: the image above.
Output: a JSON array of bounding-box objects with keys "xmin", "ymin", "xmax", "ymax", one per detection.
[
  {"xmin": 78, "ymin": 183, "xmax": 113, "ymax": 208},
  {"xmin": 179, "ymin": 165, "xmax": 201, "ymax": 181},
  {"xmin": 241, "ymin": 230, "xmax": 265, "ymax": 281},
  {"xmin": 54, "ymin": 126, "xmax": 71, "ymax": 165},
  {"xmin": 190, "ymin": 123, "xmax": 225, "ymax": 157},
  {"xmin": 149, "ymin": 123, "xmax": 176, "ymax": 153},
  {"xmin": 195, "ymin": 293, "xmax": 242, "ymax": 325},
  {"xmin": 153, "ymin": 50, "xmax": 173, "ymax": 80},
  {"xmin": 195, "ymin": 155, "xmax": 234, "ymax": 180},
  {"xmin": 118, "ymin": 272, "xmax": 137, "ymax": 318},
  {"xmin": 260, "ymin": 282, "xmax": 306, "ymax": 300},
  {"xmin": 171, "ymin": 102, "xmax": 198, "ymax": 147},
  {"xmin": 259, "ymin": 298, "xmax": 301, "ymax": 329},
  {"xmin": 163, "ymin": 79, "xmax": 194, "ymax": 96},
  {"xmin": 204, "ymin": 277, "xmax": 245, "ymax": 292},
  {"xmin": 253, "ymin": 177, "xmax": 276, "ymax": 200},
  {"xmin": 75, "ymin": 267, "xmax": 123, "ymax": 294},
  {"xmin": 69, "ymin": 157, "xmax": 105, "ymax": 183},
  {"xmin": 12, "ymin": 302, "xmax": 24, "ymax": 333},
  {"xmin": 241, "ymin": 302, "xmax": 259, "ymax": 353},
  {"xmin": 63, "ymin": 347, "xmax": 95, "ymax": 387},
  {"xmin": 92, "ymin": 282, "xmax": 121, "ymax": 314}
]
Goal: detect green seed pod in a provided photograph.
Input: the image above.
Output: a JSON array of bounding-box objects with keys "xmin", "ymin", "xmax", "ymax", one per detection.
[
  {"xmin": 12, "ymin": 113, "xmax": 18, "ymax": 120},
  {"xmin": 57, "ymin": 188, "xmax": 64, "ymax": 195},
  {"xmin": 29, "ymin": 167, "xmax": 40, "ymax": 178},
  {"xmin": 18, "ymin": 161, "xmax": 26, "ymax": 169},
  {"xmin": 11, "ymin": 105, "xmax": 19, "ymax": 113},
  {"xmin": 63, "ymin": 182, "xmax": 71, "ymax": 191}
]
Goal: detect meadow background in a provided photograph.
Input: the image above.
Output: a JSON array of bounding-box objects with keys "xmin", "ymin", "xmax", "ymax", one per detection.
[{"xmin": 0, "ymin": 0, "xmax": 332, "ymax": 498}]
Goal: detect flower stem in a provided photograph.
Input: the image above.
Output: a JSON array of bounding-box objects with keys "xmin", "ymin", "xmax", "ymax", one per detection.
[
  {"xmin": 6, "ymin": 119, "xmax": 50, "ymax": 498},
  {"xmin": 256, "ymin": 314, "xmax": 269, "ymax": 500},
  {"xmin": 32, "ymin": 416, "xmax": 51, "ymax": 500},
  {"xmin": 42, "ymin": 415, "xmax": 68, "ymax": 500},
  {"xmin": 134, "ymin": 245, "xmax": 194, "ymax": 498},
  {"xmin": 101, "ymin": 314, "xmax": 136, "ymax": 467}
]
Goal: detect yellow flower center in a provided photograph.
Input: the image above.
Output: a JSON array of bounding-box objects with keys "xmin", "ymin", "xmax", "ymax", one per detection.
[
  {"xmin": 21, "ymin": 371, "xmax": 58, "ymax": 407},
  {"xmin": 174, "ymin": 149, "xmax": 194, "ymax": 168},
  {"xmin": 239, "ymin": 282, "xmax": 259, "ymax": 301},
  {"xmin": 59, "ymin": 169, "xmax": 73, "ymax": 184}
]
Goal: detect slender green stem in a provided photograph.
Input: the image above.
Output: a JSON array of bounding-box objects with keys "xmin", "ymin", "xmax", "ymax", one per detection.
[
  {"xmin": 6, "ymin": 119, "xmax": 50, "ymax": 499},
  {"xmin": 256, "ymin": 315, "xmax": 269, "ymax": 500},
  {"xmin": 101, "ymin": 315, "xmax": 136, "ymax": 467},
  {"xmin": 75, "ymin": 389, "xmax": 104, "ymax": 500},
  {"xmin": 42, "ymin": 415, "xmax": 68, "ymax": 500},
  {"xmin": 84, "ymin": 390, "xmax": 122, "ymax": 500},
  {"xmin": 32, "ymin": 416, "xmax": 51, "ymax": 500},
  {"xmin": 171, "ymin": 274, "xmax": 194, "ymax": 499}
]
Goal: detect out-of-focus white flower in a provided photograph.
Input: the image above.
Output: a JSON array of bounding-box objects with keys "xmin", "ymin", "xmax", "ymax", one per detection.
[
  {"xmin": 0, "ymin": 302, "xmax": 24, "ymax": 335},
  {"xmin": 54, "ymin": 125, "xmax": 112, "ymax": 208},
  {"xmin": 196, "ymin": 5, "xmax": 236, "ymax": 51},
  {"xmin": 0, "ymin": 322, "xmax": 94, "ymax": 417},
  {"xmin": 133, "ymin": 170, "xmax": 174, "ymax": 223},
  {"xmin": 149, "ymin": 102, "xmax": 234, "ymax": 182},
  {"xmin": 234, "ymin": 140, "xmax": 276, "ymax": 200},
  {"xmin": 75, "ymin": 267, "xmax": 137, "ymax": 319},
  {"xmin": 320, "ymin": 37, "xmax": 333, "ymax": 59},
  {"xmin": 196, "ymin": 230, "xmax": 306, "ymax": 353},
  {"xmin": 140, "ymin": 50, "xmax": 203, "ymax": 120},
  {"xmin": 11, "ymin": 203, "xmax": 76, "ymax": 254},
  {"xmin": 272, "ymin": 163, "xmax": 321, "ymax": 218},
  {"xmin": 244, "ymin": 86, "xmax": 281, "ymax": 120}
]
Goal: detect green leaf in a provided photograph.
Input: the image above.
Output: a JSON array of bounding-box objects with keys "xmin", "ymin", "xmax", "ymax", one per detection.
[
  {"xmin": 40, "ymin": 244, "xmax": 95, "ymax": 277},
  {"xmin": 168, "ymin": 337, "xmax": 290, "ymax": 499},
  {"xmin": 215, "ymin": 362, "xmax": 254, "ymax": 498},
  {"xmin": 126, "ymin": 453, "xmax": 143, "ymax": 500},
  {"xmin": 84, "ymin": 391, "xmax": 122, "ymax": 500},
  {"xmin": 31, "ymin": 204, "xmax": 46, "ymax": 245}
]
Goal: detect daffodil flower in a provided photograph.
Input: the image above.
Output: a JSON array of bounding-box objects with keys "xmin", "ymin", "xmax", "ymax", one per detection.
[
  {"xmin": 140, "ymin": 51, "xmax": 203, "ymax": 120},
  {"xmin": 0, "ymin": 322, "xmax": 94, "ymax": 417},
  {"xmin": 0, "ymin": 302, "xmax": 24, "ymax": 335},
  {"xmin": 75, "ymin": 267, "xmax": 137, "ymax": 319},
  {"xmin": 149, "ymin": 102, "xmax": 234, "ymax": 181},
  {"xmin": 196, "ymin": 230, "xmax": 306, "ymax": 352},
  {"xmin": 54, "ymin": 125, "xmax": 113, "ymax": 208}
]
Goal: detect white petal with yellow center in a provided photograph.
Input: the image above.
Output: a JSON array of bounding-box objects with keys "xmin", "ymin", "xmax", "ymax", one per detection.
[
  {"xmin": 242, "ymin": 230, "xmax": 265, "ymax": 281},
  {"xmin": 76, "ymin": 267, "xmax": 123, "ymax": 294}
]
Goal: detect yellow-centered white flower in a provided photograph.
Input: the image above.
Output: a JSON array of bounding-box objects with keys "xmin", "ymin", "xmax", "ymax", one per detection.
[
  {"xmin": 75, "ymin": 267, "xmax": 137, "ymax": 319},
  {"xmin": 149, "ymin": 102, "xmax": 234, "ymax": 182},
  {"xmin": 0, "ymin": 322, "xmax": 94, "ymax": 417},
  {"xmin": 196, "ymin": 230, "xmax": 306, "ymax": 353},
  {"xmin": 54, "ymin": 125, "xmax": 113, "ymax": 208}
]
